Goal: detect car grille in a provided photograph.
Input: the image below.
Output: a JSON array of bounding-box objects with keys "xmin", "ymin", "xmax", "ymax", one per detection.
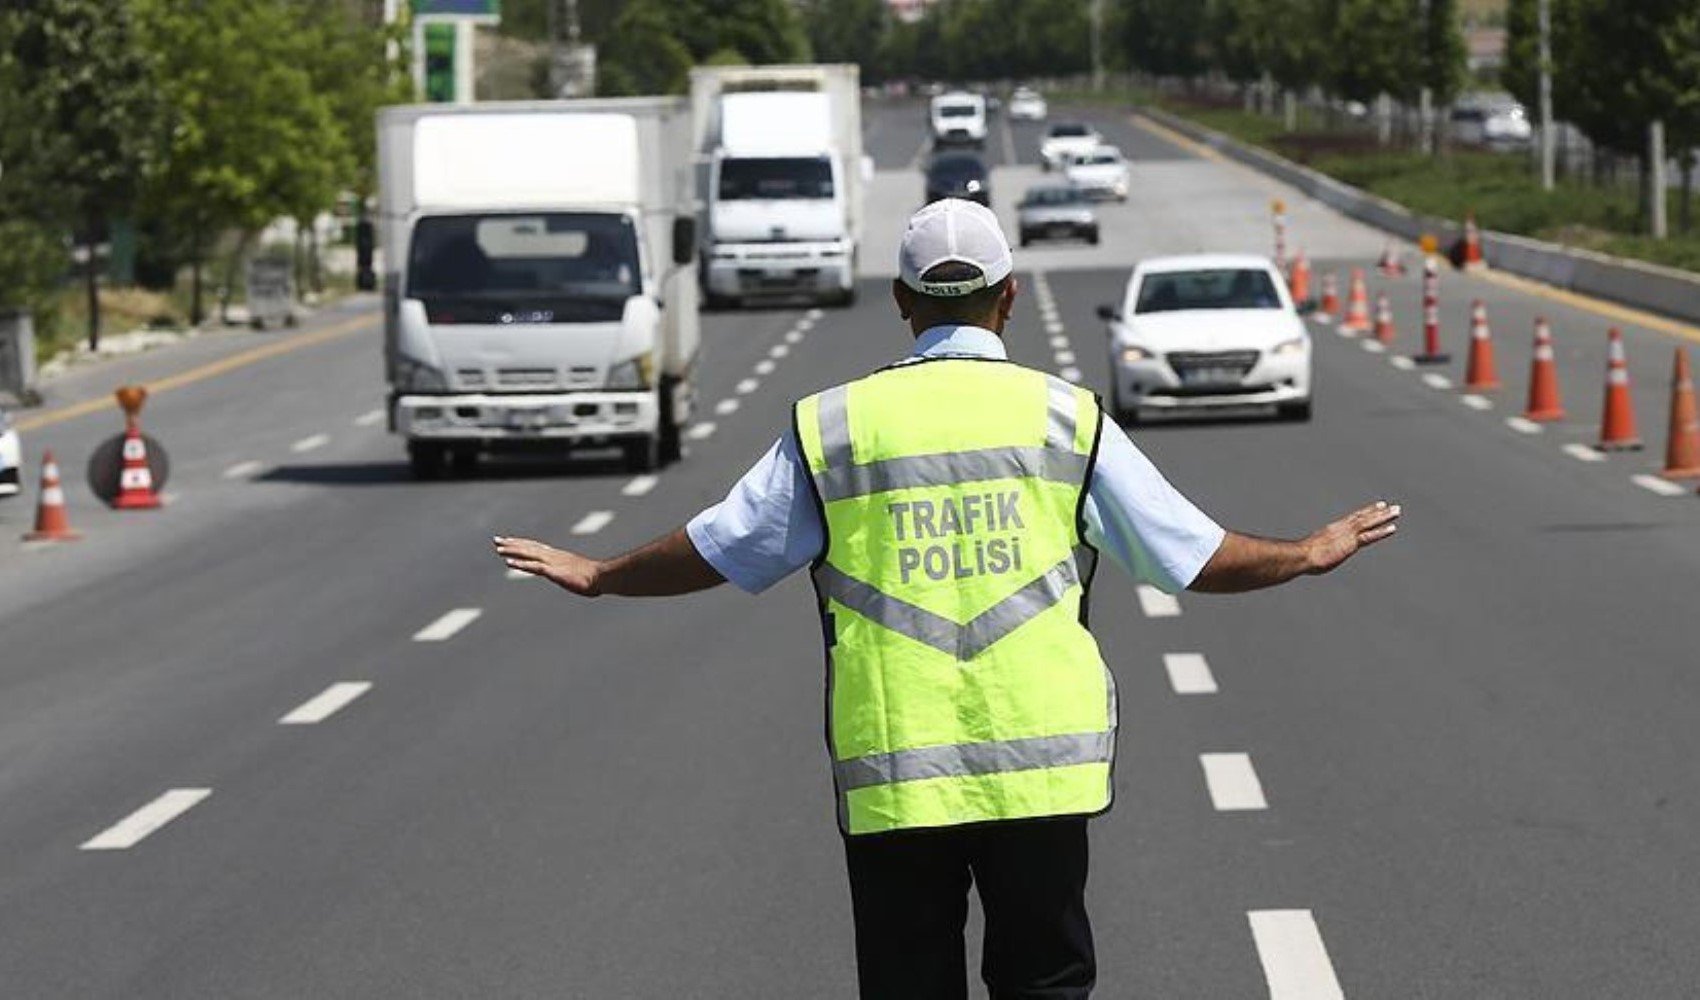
[{"xmin": 1166, "ymin": 350, "xmax": 1260, "ymax": 383}]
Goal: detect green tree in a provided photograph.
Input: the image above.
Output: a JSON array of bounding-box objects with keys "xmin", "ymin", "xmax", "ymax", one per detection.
[
  {"xmin": 1325, "ymin": 0, "xmax": 1421, "ymax": 104},
  {"xmin": 804, "ymin": 0, "xmax": 889, "ymax": 75},
  {"xmin": 1418, "ymin": 0, "xmax": 1467, "ymax": 107},
  {"xmin": 597, "ymin": 0, "xmax": 694, "ymax": 96}
]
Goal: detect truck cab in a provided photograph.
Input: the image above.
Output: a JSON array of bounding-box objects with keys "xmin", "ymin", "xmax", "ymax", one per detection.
[{"xmin": 930, "ymin": 92, "xmax": 988, "ymax": 148}]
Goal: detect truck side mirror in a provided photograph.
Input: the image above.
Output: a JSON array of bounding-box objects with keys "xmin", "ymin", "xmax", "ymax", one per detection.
[
  {"xmin": 672, "ymin": 217, "xmax": 696, "ymax": 266},
  {"xmin": 1095, "ymin": 304, "xmax": 1117, "ymax": 322}
]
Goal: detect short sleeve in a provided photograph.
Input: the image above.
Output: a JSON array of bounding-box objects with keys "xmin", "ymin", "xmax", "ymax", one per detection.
[
  {"xmin": 685, "ymin": 430, "xmax": 824, "ymax": 594},
  {"xmin": 1082, "ymin": 420, "xmax": 1226, "ymax": 593}
]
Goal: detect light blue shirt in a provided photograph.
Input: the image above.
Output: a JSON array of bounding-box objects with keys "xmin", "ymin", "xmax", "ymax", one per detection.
[{"xmin": 687, "ymin": 325, "xmax": 1226, "ymax": 595}]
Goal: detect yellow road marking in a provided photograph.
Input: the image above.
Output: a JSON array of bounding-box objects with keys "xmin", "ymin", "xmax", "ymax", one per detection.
[{"xmin": 15, "ymin": 312, "xmax": 377, "ymax": 433}]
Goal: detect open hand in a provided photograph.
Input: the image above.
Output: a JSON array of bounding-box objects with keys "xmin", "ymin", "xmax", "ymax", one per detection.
[
  {"xmin": 493, "ymin": 536, "xmax": 602, "ymax": 596},
  {"xmin": 1303, "ymin": 501, "xmax": 1401, "ymax": 575}
]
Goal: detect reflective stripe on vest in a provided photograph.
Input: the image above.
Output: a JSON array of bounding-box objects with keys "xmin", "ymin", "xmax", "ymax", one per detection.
[{"xmin": 797, "ymin": 359, "xmax": 1116, "ymax": 836}]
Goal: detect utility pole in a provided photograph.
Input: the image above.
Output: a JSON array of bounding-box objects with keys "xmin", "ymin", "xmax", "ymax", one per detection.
[
  {"xmin": 1650, "ymin": 120, "xmax": 1668, "ymax": 239},
  {"xmin": 1089, "ymin": 0, "xmax": 1104, "ymax": 93},
  {"xmin": 1538, "ymin": 0, "xmax": 1554, "ymax": 191}
]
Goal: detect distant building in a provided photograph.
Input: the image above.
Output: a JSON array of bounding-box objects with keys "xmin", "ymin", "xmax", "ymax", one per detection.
[
  {"xmin": 888, "ymin": 0, "xmax": 934, "ymax": 24},
  {"xmin": 1466, "ymin": 27, "xmax": 1507, "ymax": 75}
]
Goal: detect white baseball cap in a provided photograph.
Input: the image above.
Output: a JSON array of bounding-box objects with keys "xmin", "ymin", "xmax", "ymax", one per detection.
[{"xmin": 898, "ymin": 198, "xmax": 1014, "ymax": 297}]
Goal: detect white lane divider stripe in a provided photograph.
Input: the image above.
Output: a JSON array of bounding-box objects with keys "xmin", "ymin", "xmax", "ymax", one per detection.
[
  {"xmin": 1163, "ymin": 653, "xmax": 1218, "ymax": 695},
  {"xmin": 571, "ymin": 510, "xmax": 615, "ymax": 535},
  {"xmin": 291, "ymin": 433, "xmax": 330, "ymax": 453},
  {"xmin": 755, "ymin": 359, "xmax": 777, "ymax": 375},
  {"xmin": 1055, "ymin": 350, "xmax": 1077, "ymax": 365},
  {"xmin": 1632, "ymin": 474, "xmax": 1689, "ymax": 497},
  {"xmin": 280, "ymin": 682, "xmax": 372, "ymax": 725},
  {"xmin": 1045, "ymin": 320, "xmax": 1066, "ymax": 335},
  {"xmin": 736, "ymin": 378, "xmax": 760, "ymax": 395},
  {"xmin": 1360, "ymin": 340, "xmax": 1386, "ymax": 353},
  {"xmin": 622, "ymin": 475, "xmax": 658, "ymax": 497},
  {"xmin": 222, "ymin": 460, "xmax": 266, "ymax": 480},
  {"xmin": 1390, "ymin": 356, "xmax": 1417, "ymax": 371},
  {"xmin": 1049, "ymin": 335, "xmax": 1070, "ymax": 350},
  {"xmin": 81, "ymin": 789, "xmax": 212, "ymax": 851},
  {"xmin": 1421, "ymin": 373, "xmax": 1453, "ymax": 390},
  {"xmin": 1505, "ymin": 416, "xmax": 1543, "ymax": 434},
  {"xmin": 806, "ymin": 308, "xmax": 824, "ymax": 321},
  {"xmin": 770, "ymin": 343, "xmax": 790, "ymax": 358},
  {"xmin": 413, "ymin": 608, "xmax": 482, "ymax": 642},
  {"xmin": 1248, "ymin": 910, "xmax": 1346, "ymax": 1000},
  {"xmin": 785, "ymin": 329, "xmax": 804, "ymax": 345},
  {"xmin": 1200, "ymin": 753, "xmax": 1268, "ymax": 811},
  {"xmin": 686, "ymin": 422, "xmax": 717, "ymax": 441},
  {"xmin": 1136, "ymin": 585, "xmax": 1181, "ymax": 618},
  {"xmin": 1059, "ymin": 366, "xmax": 1083, "ymax": 384},
  {"xmin": 506, "ymin": 567, "xmax": 532, "ymax": 580},
  {"xmin": 1461, "ymin": 394, "xmax": 1493, "ymax": 411},
  {"xmin": 715, "ymin": 398, "xmax": 740, "ymax": 416},
  {"xmin": 354, "ymin": 408, "xmax": 386, "ymax": 427},
  {"xmin": 1562, "ymin": 442, "xmax": 1606, "ymax": 463}
]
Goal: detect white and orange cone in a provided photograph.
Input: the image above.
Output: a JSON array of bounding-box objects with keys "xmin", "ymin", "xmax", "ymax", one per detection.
[
  {"xmin": 1596, "ymin": 327, "xmax": 1643, "ymax": 451},
  {"xmin": 1316, "ymin": 273, "xmax": 1340, "ymax": 324},
  {"xmin": 23, "ymin": 451, "xmax": 81, "ymax": 542},
  {"xmin": 1461, "ymin": 212, "xmax": 1485, "ymax": 270},
  {"xmin": 1340, "ymin": 268, "xmax": 1371, "ymax": 334},
  {"xmin": 1523, "ymin": 318, "xmax": 1566, "ymax": 422},
  {"xmin": 1373, "ymin": 293, "xmax": 1396, "ymax": 346},
  {"xmin": 1414, "ymin": 257, "xmax": 1450, "ymax": 365},
  {"xmin": 1463, "ymin": 300, "xmax": 1501, "ymax": 391},
  {"xmin": 1660, "ymin": 347, "xmax": 1700, "ymax": 478},
  {"xmin": 1377, "ymin": 243, "xmax": 1406, "ymax": 277},
  {"xmin": 114, "ymin": 423, "xmax": 163, "ymax": 509},
  {"xmin": 1288, "ymin": 251, "xmax": 1312, "ymax": 308}
]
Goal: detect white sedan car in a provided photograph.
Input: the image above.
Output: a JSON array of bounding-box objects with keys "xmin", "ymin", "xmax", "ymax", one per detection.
[
  {"xmin": 1097, "ymin": 254, "xmax": 1312, "ymax": 423},
  {"xmin": 0, "ymin": 407, "xmax": 21, "ymax": 498},
  {"xmin": 1040, "ymin": 122, "xmax": 1101, "ymax": 171},
  {"xmin": 1062, "ymin": 145, "xmax": 1128, "ymax": 201},
  {"xmin": 1007, "ymin": 87, "xmax": 1047, "ymax": 121}
]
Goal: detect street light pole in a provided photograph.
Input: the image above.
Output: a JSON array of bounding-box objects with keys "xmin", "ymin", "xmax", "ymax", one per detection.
[
  {"xmin": 1090, "ymin": 0, "xmax": 1104, "ymax": 93},
  {"xmin": 1538, "ymin": 0, "xmax": 1554, "ymax": 191}
]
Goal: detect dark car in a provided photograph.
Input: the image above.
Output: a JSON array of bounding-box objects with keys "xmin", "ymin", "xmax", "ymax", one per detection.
[{"xmin": 924, "ymin": 152, "xmax": 991, "ymax": 207}]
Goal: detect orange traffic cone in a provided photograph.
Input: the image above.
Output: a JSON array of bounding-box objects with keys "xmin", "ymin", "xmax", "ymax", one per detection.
[
  {"xmin": 1461, "ymin": 212, "xmax": 1485, "ymax": 271},
  {"xmin": 1660, "ymin": 347, "xmax": 1700, "ymax": 478},
  {"xmin": 114, "ymin": 422, "xmax": 163, "ymax": 509},
  {"xmin": 1596, "ymin": 327, "xmax": 1643, "ymax": 451},
  {"xmin": 1463, "ymin": 300, "xmax": 1501, "ymax": 390},
  {"xmin": 1288, "ymin": 252, "xmax": 1312, "ymax": 308},
  {"xmin": 1523, "ymin": 317, "xmax": 1566, "ymax": 422},
  {"xmin": 1377, "ymin": 243, "xmax": 1406, "ymax": 277},
  {"xmin": 1373, "ymin": 293, "xmax": 1397, "ymax": 345},
  {"xmin": 1340, "ymin": 269, "xmax": 1371, "ymax": 333},
  {"xmin": 1316, "ymin": 273, "xmax": 1339, "ymax": 324},
  {"xmin": 22, "ymin": 451, "xmax": 81, "ymax": 542}
]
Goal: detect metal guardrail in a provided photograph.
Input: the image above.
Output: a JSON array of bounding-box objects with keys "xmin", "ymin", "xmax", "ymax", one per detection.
[{"xmin": 1140, "ymin": 107, "xmax": 1700, "ymax": 328}]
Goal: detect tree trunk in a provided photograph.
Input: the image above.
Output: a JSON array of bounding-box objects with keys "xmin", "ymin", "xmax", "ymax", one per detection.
[
  {"xmin": 84, "ymin": 214, "xmax": 101, "ymax": 352},
  {"xmin": 220, "ymin": 230, "xmax": 254, "ymax": 326},
  {"xmin": 189, "ymin": 218, "xmax": 205, "ymax": 326}
]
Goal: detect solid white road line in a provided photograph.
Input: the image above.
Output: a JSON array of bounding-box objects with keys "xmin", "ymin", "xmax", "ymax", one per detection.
[
  {"xmin": 413, "ymin": 608, "xmax": 482, "ymax": 642},
  {"xmin": 715, "ymin": 398, "xmax": 740, "ymax": 416},
  {"xmin": 1163, "ymin": 653, "xmax": 1218, "ymax": 695},
  {"xmin": 1506, "ymin": 416, "xmax": 1543, "ymax": 434},
  {"xmin": 279, "ymin": 682, "xmax": 372, "ymax": 725},
  {"xmin": 1461, "ymin": 394, "xmax": 1493, "ymax": 411},
  {"xmin": 354, "ymin": 408, "xmax": 386, "ymax": 427},
  {"xmin": 1248, "ymin": 910, "xmax": 1346, "ymax": 1000},
  {"xmin": 1421, "ymin": 373, "xmax": 1453, "ymax": 390},
  {"xmin": 622, "ymin": 474, "xmax": 659, "ymax": 497},
  {"xmin": 571, "ymin": 510, "xmax": 615, "ymax": 535},
  {"xmin": 1632, "ymin": 474, "xmax": 1690, "ymax": 497},
  {"xmin": 755, "ymin": 359, "xmax": 777, "ymax": 375},
  {"xmin": 686, "ymin": 421, "xmax": 717, "ymax": 441},
  {"xmin": 1360, "ymin": 340, "xmax": 1386, "ymax": 353},
  {"xmin": 1563, "ymin": 442, "xmax": 1606, "ymax": 463},
  {"xmin": 770, "ymin": 343, "xmax": 790, "ymax": 358},
  {"xmin": 1136, "ymin": 585, "xmax": 1181, "ymax": 618},
  {"xmin": 1390, "ymin": 356, "xmax": 1417, "ymax": 370},
  {"xmin": 1200, "ymin": 753, "xmax": 1268, "ymax": 811},
  {"xmin": 222, "ymin": 460, "xmax": 266, "ymax": 480},
  {"xmin": 291, "ymin": 433, "xmax": 330, "ymax": 453},
  {"xmin": 81, "ymin": 789, "xmax": 212, "ymax": 851},
  {"xmin": 736, "ymin": 378, "xmax": 760, "ymax": 395}
]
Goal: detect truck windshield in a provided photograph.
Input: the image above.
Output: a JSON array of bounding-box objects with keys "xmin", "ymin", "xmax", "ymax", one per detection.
[
  {"xmin": 1135, "ymin": 269, "xmax": 1282, "ymax": 313},
  {"xmin": 718, "ymin": 157, "xmax": 835, "ymax": 200},
  {"xmin": 938, "ymin": 105, "xmax": 978, "ymax": 118},
  {"xmin": 408, "ymin": 212, "xmax": 641, "ymax": 314}
]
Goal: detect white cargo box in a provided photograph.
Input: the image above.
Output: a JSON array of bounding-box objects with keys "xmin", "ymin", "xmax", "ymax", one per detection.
[{"xmin": 414, "ymin": 113, "xmax": 639, "ymax": 209}]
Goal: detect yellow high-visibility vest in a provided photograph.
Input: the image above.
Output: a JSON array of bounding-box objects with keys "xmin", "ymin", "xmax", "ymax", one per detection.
[{"xmin": 795, "ymin": 358, "xmax": 1116, "ymax": 836}]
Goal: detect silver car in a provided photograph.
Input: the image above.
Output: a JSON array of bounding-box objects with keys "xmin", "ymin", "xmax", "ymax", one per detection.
[
  {"xmin": 0, "ymin": 407, "xmax": 20, "ymax": 498},
  {"xmin": 1017, "ymin": 185, "xmax": 1099, "ymax": 247}
]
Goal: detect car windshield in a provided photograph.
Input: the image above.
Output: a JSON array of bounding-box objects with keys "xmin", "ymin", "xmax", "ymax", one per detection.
[
  {"xmin": 1135, "ymin": 268, "xmax": 1282, "ymax": 313},
  {"xmin": 1049, "ymin": 124, "xmax": 1090, "ymax": 137},
  {"xmin": 409, "ymin": 212, "xmax": 641, "ymax": 304},
  {"xmin": 938, "ymin": 104, "xmax": 978, "ymax": 118},
  {"xmin": 1023, "ymin": 187, "xmax": 1082, "ymax": 206},
  {"xmin": 718, "ymin": 156, "xmax": 834, "ymax": 200},
  {"xmin": 1079, "ymin": 153, "xmax": 1119, "ymax": 166}
]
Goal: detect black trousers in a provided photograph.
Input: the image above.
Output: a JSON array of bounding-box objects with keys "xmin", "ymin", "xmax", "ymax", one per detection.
[{"xmin": 842, "ymin": 815, "xmax": 1095, "ymax": 1000}]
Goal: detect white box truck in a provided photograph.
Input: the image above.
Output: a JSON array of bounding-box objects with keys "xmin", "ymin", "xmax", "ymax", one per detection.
[
  {"xmin": 377, "ymin": 99, "xmax": 699, "ymax": 477},
  {"xmin": 690, "ymin": 65, "xmax": 867, "ymax": 308}
]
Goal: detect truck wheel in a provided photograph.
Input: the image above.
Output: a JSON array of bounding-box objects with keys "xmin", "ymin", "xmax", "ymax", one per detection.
[
  {"xmin": 658, "ymin": 381, "xmax": 682, "ymax": 464},
  {"xmin": 446, "ymin": 447, "xmax": 480, "ymax": 478},
  {"xmin": 624, "ymin": 436, "xmax": 660, "ymax": 473},
  {"xmin": 408, "ymin": 442, "xmax": 445, "ymax": 480},
  {"xmin": 832, "ymin": 285, "xmax": 857, "ymax": 308}
]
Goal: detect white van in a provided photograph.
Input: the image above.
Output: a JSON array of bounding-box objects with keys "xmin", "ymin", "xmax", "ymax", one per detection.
[{"xmin": 930, "ymin": 92, "xmax": 987, "ymax": 148}]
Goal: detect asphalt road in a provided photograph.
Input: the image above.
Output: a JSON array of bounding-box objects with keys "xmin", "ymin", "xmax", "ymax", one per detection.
[{"xmin": 2, "ymin": 100, "xmax": 1700, "ymax": 998}]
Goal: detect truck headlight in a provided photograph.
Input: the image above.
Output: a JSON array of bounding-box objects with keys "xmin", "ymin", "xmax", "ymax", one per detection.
[
  {"xmin": 606, "ymin": 354, "xmax": 653, "ymax": 390},
  {"xmin": 1271, "ymin": 336, "xmax": 1308, "ymax": 356},
  {"xmin": 395, "ymin": 355, "xmax": 448, "ymax": 392}
]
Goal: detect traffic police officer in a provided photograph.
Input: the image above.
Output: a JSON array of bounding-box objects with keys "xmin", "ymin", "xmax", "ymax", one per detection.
[{"xmin": 495, "ymin": 199, "xmax": 1401, "ymax": 998}]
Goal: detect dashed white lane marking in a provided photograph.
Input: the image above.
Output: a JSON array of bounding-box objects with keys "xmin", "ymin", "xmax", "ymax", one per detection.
[
  {"xmin": 354, "ymin": 408, "xmax": 385, "ymax": 427},
  {"xmin": 622, "ymin": 475, "xmax": 658, "ymax": 497},
  {"xmin": 291, "ymin": 433, "xmax": 330, "ymax": 453},
  {"xmin": 1060, "ymin": 366, "xmax": 1083, "ymax": 383},
  {"xmin": 1055, "ymin": 350, "xmax": 1077, "ymax": 366},
  {"xmin": 736, "ymin": 378, "xmax": 760, "ymax": 395},
  {"xmin": 413, "ymin": 608, "xmax": 482, "ymax": 642},
  {"xmin": 1163, "ymin": 653, "xmax": 1218, "ymax": 695},
  {"xmin": 1506, "ymin": 416, "xmax": 1544, "ymax": 434},
  {"xmin": 1390, "ymin": 356, "xmax": 1417, "ymax": 370},
  {"xmin": 715, "ymin": 398, "xmax": 740, "ymax": 416},
  {"xmin": 806, "ymin": 308, "xmax": 824, "ymax": 321},
  {"xmin": 785, "ymin": 329, "xmax": 804, "ymax": 345},
  {"xmin": 571, "ymin": 510, "xmax": 615, "ymax": 535},
  {"xmin": 1045, "ymin": 319, "xmax": 1065, "ymax": 335},
  {"xmin": 1461, "ymin": 394, "xmax": 1493, "ymax": 410},
  {"xmin": 222, "ymin": 460, "xmax": 266, "ymax": 480},
  {"xmin": 1248, "ymin": 910, "xmax": 1346, "ymax": 1000},
  {"xmin": 81, "ymin": 789, "xmax": 212, "ymax": 851},
  {"xmin": 1633, "ymin": 474, "xmax": 1690, "ymax": 497},
  {"xmin": 1136, "ymin": 585, "xmax": 1181, "ymax": 618},
  {"xmin": 1360, "ymin": 339, "xmax": 1386, "ymax": 353},
  {"xmin": 755, "ymin": 359, "xmax": 777, "ymax": 375},
  {"xmin": 506, "ymin": 568, "xmax": 532, "ymax": 580},
  {"xmin": 1200, "ymin": 753, "xmax": 1268, "ymax": 811},
  {"xmin": 1421, "ymin": 373, "xmax": 1453, "ymax": 390},
  {"xmin": 1563, "ymin": 442, "xmax": 1606, "ymax": 463},
  {"xmin": 770, "ymin": 343, "xmax": 790, "ymax": 358},
  {"xmin": 279, "ymin": 682, "xmax": 372, "ymax": 725},
  {"xmin": 1049, "ymin": 335, "xmax": 1070, "ymax": 350},
  {"xmin": 686, "ymin": 421, "xmax": 717, "ymax": 441}
]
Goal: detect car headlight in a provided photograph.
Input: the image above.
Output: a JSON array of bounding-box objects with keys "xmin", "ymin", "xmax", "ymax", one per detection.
[
  {"xmin": 606, "ymin": 354, "xmax": 653, "ymax": 390},
  {"xmin": 395, "ymin": 355, "xmax": 448, "ymax": 393},
  {"xmin": 1120, "ymin": 346, "xmax": 1155, "ymax": 364},
  {"xmin": 1271, "ymin": 336, "xmax": 1309, "ymax": 356}
]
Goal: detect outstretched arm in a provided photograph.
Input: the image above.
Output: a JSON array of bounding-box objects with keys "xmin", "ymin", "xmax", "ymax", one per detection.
[
  {"xmin": 494, "ymin": 528, "xmax": 725, "ymax": 598},
  {"xmin": 1188, "ymin": 501, "xmax": 1401, "ymax": 594}
]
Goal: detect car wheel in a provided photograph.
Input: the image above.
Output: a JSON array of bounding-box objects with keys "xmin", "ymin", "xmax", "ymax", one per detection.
[{"xmin": 1278, "ymin": 399, "xmax": 1313, "ymax": 422}]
